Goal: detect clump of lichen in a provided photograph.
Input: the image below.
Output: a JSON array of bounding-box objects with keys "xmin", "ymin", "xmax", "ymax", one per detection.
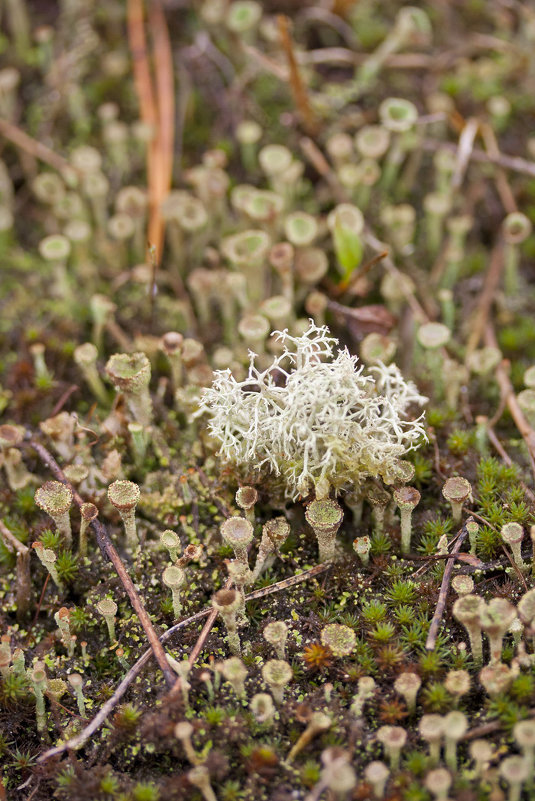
[{"xmin": 199, "ymin": 321, "xmax": 427, "ymax": 500}]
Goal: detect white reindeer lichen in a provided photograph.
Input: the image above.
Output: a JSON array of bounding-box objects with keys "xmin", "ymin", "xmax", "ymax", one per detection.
[{"xmin": 199, "ymin": 322, "xmax": 427, "ymax": 500}]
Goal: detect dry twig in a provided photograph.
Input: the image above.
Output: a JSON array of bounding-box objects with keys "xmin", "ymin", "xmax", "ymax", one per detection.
[
  {"xmin": 425, "ymin": 521, "xmax": 469, "ymax": 650},
  {"xmin": 277, "ymin": 16, "xmax": 319, "ymax": 136},
  {"xmin": 38, "ymin": 563, "xmax": 331, "ymax": 762},
  {"xmin": 422, "ymin": 138, "xmax": 535, "ymax": 179},
  {"xmin": 465, "ymin": 240, "xmax": 504, "ymax": 357},
  {"xmin": 485, "ymin": 324, "xmax": 535, "ymax": 480},
  {"xmin": 28, "ymin": 438, "xmax": 176, "ymax": 689},
  {"xmin": 0, "ymin": 117, "xmax": 75, "ymax": 174}
]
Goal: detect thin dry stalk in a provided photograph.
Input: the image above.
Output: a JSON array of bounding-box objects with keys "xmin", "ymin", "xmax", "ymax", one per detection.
[
  {"xmin": 38, "ymin": 563, "xmax": 331, "ymax": 761},
  {"xmin": 465, "ymin": 241, "xmax": 504, "ymax": 357},
  {"xmin": 485, "ymin": 324, "xmax": 535, "ymax": 479},
  {"xmin": 0, "ymin": 117, "xmax": 75, "ymax": 174},
  {"xmin": 425, "ymin": 521, "xmax": 469, "ymax": 650},
  {"xmin": 28, "ymin": 438, "xmax": 176, "ymax": 689},
  {"xmin": 277, "ymin": 16, "xmax": 319, "ymax": 136},
  {"xmin": 422, "ymin": 139, "xmax": 535, "ymax": 179},
  {"xmin": 147, "ymin": 0, "xmax": 175, "ymax": 262},
  {"xmin": 452, "ymin": 117, "xmax": 479, "ymax": 188},
  {"xmin": 479, "ymin": 122, "xmax": 517, "ymax": 214},
  {"xmin": 486, "ymin": 425, "xmax": 535, "ymax": 503}
]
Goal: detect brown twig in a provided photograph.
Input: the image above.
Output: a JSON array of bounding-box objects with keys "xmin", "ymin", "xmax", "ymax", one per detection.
[
  {"xmin": 37, "ymin": 562, "xmax": 331, "ymax": 762},
  {"xmin": 465, "ymin": 241, "xmax": 504, "ymax": 357},
  {"xmin": 486, "ymin": 424, "xmax": 535, "ymax": 503},
  {"xmin": 51, "ymin": 385, "xmax": 79, "ymax": 417},
  {"xmin": 479, "ymin": 122, "xmax": 517, "ymax": 214},
  {"xmin": 0, "ymin": 117, "xmax": 75, "ymax": 175},
  {"xmin": 127, "ymin": 0, "xmax": 158, "ymax": 265},
  {"xmin": 28, "ymin": 438, "xmax": 176, "ymax": 689},
  {"xmin": 299, "ymin": 137, "xmax": 430, "ymax": 325},
  {"xmin": 147, "ymin": 0, "xmax": 175, "ymax": 264},
  {"xmin": 422, "ymin": 138, "xmax": 535, "ymax": 179},
  {"xmin": 452, "ymin": 117, "xmax": 479, "ymax": 189},
  {"xmin": 184, "ymin": 563, "xmax": 332, "ymax": 674},
  {"xmin": 277, "ymin": 16, "xmax": 319, "ymax": 136},
  {"xmin": 0, "ymin": 520, "xmax": 32, "ymax": 619},
  {"xmin": 485, "ymin": 324, "xmax": 535, "ymax": 481},
  {"xmin": 425, "ymin": 520, "xmax": 470, "ymax": 650}
]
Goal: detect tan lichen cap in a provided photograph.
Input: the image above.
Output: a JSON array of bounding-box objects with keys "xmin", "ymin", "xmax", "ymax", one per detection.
[
  {"xmin": 81, "ymin": 502, "xmax": 98, "ymax": 522},
  {"xmin": 160, "ymin": 331, "xmax": 184, "ymax": 356},
  {"xmin": 96, "ymin": 598, "xmax": 117, "ymax": 618},
  {"xmin": 321, "ymin": 624, "xmax": 356, "ymax": 658},
  {"xmin": 393, "ymin": 486, "xmax": 421, "ymax": 509},
  {"xmin": 107, "ymin": 480, "xmax": 140, "ymax": 512},
  {"xmin": 212, "ymin": 588, "xmax": 241, "ymax": 614},
  {"xmin": 442, "ymin": 476, "xmax": 472, "ymax": 504},
  {"xmin": 305, "ymin": 499, "xmax": 344, "ymax": 535},
  {"xmin": 73, "ymin": 342, "xmax": 98, "ymax": 367},
  {"xmin": 220, "ymin": 517, "xmax": 254, "ymax": 548},
  {"xmin": 501, "ymin": 522, "xmax": 523, "ymax": 546},
  {"xmin": 417, "ymin": 322, "xmax": 451, "ymax": 349},
  {"xmin": 262, "ymin": 659, "xmax": 293, "ymax": 688},
  {"xmin": 0, "ymin": 424, "xmax": 24, "ymax": 450},
  {"xmin": 517, "ymin": 588, "xmax": 535, "ymax": 624},
  {"xmin": 35, "ymin": 481, "xmax": 73, "ymax": 516},
  {"xmin": 235, "ymin": 486, "xmax": 258, "ymax": 511},
  {"xmin": 105, "ymin": 352, "xmax": 151, "ymax": 394},
  {"xmin": 453, "ymin": 594, "xmax": 485, "ymax": 627}
]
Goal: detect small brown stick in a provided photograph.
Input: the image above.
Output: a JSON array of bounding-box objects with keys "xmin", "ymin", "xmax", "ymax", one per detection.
[
  {"xmin": 479, "ymin": 122, "xmax": 517, "ymax": 214},
  {"xmin": 277, "ymin": 16, "xmax": 319, "ymax": 136},
  {"xmin": 147, "ymin": 0, "xmax": 175, "ymax": 264},
  {"xmin": 184, "ymin": 578, "xmax": 232, "ymax": 674},
  {"xmin": 37, "ymin": 609, "xmax": 208, "ymax": 763},
  {"xmin": 28, "ymin": 438, "xmax": 176, "ymax": 689},
  {"xmin": 0, "ymin": 117, "xmax": 75, "ymax": 175},
  {"xmin": 0, "ymin": 520, "xmax": 32, "ymax": 620},
  {"xmin": 465, "ymin": 241, "xmax": 504, "ymax": 357},
  {"xmin": 452, "ymin": 117, "xmax": 479, "ymax": 189},
  {"xmin": 184, "ymin": 562, "xmax": 332, "ymax": 674},
  {"xmin": 37, "ymin": 562, "xmax": 331, "ymax": 762},
  {"xmin": 422, "ymin": 138, "xmax": 535, "ymax": 179},
  {"xmin": 486, "ymin": 425, "xmax": 535, "ymax": 503},
  {"xmin": 127, "ymin": 0, "xmax": 158, "ymax": 264},
  {"xmin": 300, "ymin": 136, "xmax": 348, "ymax": 203},
  {"xmin": 425, "ymin": 521, "xmax": 469, "ymax": 650},
  {"xmin": 51, "ymin": 385, "xmax": 79, "ymax": 417},
  {"xmin": 31, "ymin": 574, "xmax": 50, "ymax": 628},
  {"xmin": 485, "ymin": 324, "xmax": 535, "ymax": 480}
]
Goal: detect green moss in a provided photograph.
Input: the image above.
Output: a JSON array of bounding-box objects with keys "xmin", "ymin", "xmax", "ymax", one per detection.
[
  {"xmin": 370, "ymin": 622, "xmax": 396, "ymax": 642},
  {"xmin": 421, "ymin": 682, "xmax": 452, "ymax": 712},
  {"xmin": 386, "ymin": 580, "xmax": 417, "ymax": 606},
  {"xmin": 447, "ymin": 429, "xmax": 474, "ymax": 455},
  {"xmin": 361, "ymin": 600, "xmax": 388, "ymax": 625}
]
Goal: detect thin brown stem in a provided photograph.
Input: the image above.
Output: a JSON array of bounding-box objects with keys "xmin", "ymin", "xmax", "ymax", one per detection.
[
  {"xmin": 422, "ymin": 138, "xmax": 535, "ymax": 179},
  {"xmin": 28, "ymin": 438, "xmax": 176, "ymax": 689},
  {"xmin": 485, "ymin": 324, "xmax": 535, "ymax": 480},
  {"xmin": 277, "ymin": 16, "xmax": 319, "ymax": 136},
  {"xmin": 465, "ymin": 241, "xmax": 504, "ymax": 357},
  {"xmin": 37, "ymin": 563, "xmax": 331, "ymax": 762},
  {"xmin": 425, "ymin": 521, "xmax": 469, "ymax": 650},
  {"xmin": 0, "ymin": 117, "xmax": 75, "ymax": 174}
]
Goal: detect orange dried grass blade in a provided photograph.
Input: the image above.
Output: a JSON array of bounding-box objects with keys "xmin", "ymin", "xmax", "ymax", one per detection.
[
  {"xmin": 127, "ymin": 0, "xmax": 158, "ymax": 261},
  {"xmin": 148, "ymin": 0, "xmax": 175, "ymax": 263},
  {"xmin": 277, "ymin": 15, "xmax": 319, "ymax": 137},
  {"xmin": 127, "ymin": 0, "xmax": 175, "ymax": 266}
]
